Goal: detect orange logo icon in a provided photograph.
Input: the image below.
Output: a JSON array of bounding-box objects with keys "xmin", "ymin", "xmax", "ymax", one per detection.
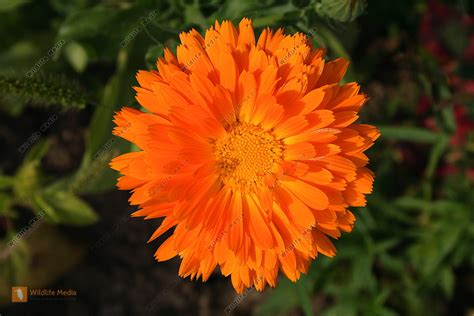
[{"xmin": 12, "ymin": 287, "xmax": 28, "ymax": 303}]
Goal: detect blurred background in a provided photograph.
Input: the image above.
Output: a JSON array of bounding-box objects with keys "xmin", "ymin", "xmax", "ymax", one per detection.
[{"xmin": 0, "ymin": 0, "xmax": 473, "ymax": 315}]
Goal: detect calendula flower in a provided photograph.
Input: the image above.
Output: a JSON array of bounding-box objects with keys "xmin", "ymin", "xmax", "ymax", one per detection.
[{"xmin": 110, "ymin": 18, "xmax": 379, "ymax": 293}]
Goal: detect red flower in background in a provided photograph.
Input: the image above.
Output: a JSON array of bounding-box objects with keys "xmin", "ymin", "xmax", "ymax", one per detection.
[
  {"xmin": 416, "ymin": 0, "xmax": 474, "ymax": 179},
  {"xmin": 419, "ymin": 0, "xmax": 474, "ymax": 95},
  {"xmin": 419, "ymin": 0, "xmax": 454, "ymax": 65},
  {"xmin": 418, "ymin": 0, "xmax": 474, "ymax": 144}
]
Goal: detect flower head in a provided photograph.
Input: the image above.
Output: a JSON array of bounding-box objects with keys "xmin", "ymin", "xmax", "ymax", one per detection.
[{"xmin": 110, "ymin": 18, "xmax": 379, "ymax": 293}]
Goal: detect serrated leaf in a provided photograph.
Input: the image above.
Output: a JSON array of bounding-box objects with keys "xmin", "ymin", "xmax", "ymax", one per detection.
[
  {"xmin": 48, "ymin": 191, "xmax": 98, "ymax": 225},
  {"xmin": 72, "ymin": 148, "xmax": 119, "ymax": 194},
  {"xmin": 35, "ymin": 190, "xmax": 98, "ymax": 226},
  {"xmin": 13, "ymin": 140, "xmax": 50, "ymax": 200},
  {"xmin": 13, "ymin": 161, "xmax": 40, "ymax": 200},
  {"xmin": 31, "ymin": 192, "xmax": 59, "ymax": 222}
]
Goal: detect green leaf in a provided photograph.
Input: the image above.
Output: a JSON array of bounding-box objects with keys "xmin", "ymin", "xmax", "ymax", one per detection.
[
  {"xmin": 49, "ymin": 0, "xmax": 88, "ymax": 15},
  {"xmin": 1, "ymin": 233, "xmax": 30, "ymax": 286},
  {"xmin": 0, "ymin": 192, "xmax": 14, "ymax": 217},
  {"xmin": 374, "ymin": 287, "xmax": 391, "ymax": 306},
  {"xmin": 317, "ymin": 25, "xmax": 350, "ymax": 59},
  {"xmin": 58, "ymin": 6, "xmax": 119, "ymax": 40},
  {"xmin": 72, "ymin": 147, "xmax": 119, "ymax": 194},
  {"xmin": 316, "ymin": 0, "xmax": 367, "ymax": 22},
  {"xmin": 183, "ymin": 2, "xmax": 207, "ymax": 30},
  {"xmin": 145, "ymin": 43, "xmax": 164, "ymax": 69},
  {"xmin": 410, "ymin": 224, "xmax": 463, "ymax": 278},
  {"xmin": 429, "ymin": 200, "xmax": 466, "ymax": 214},
  {"xmin": 57, "ymin": 4, "xmax": 156, "ymax": 46},
  {"xmin": 0, "ymin": 0, "xmax": 29, "ymax": 11},
  {"xmin": 439, "ymin": 267, "xmax": 454, "ymax": 298},
  {"xmin": 373, "ymin": 238, "xmax": 400, "ymax": 253},
  {"xmin": 295, "ymin": 275, "xmax": 314, "ymax": 316},
  {"xmin": 81, "ymin": 49, "xmax": 129, "ymax": 166},
  {"xmin": 251, "ymin": 5, "xmax": 296, "ymax": 28},
  {"xmin": 256, "ymin": 278, "xmax": 301, "ymax": 316},
  {"xmin": 211, "ymin": 0, "xmax": 263, "ymax": 21},
  {"xmin": 73, "ymin": 45, "xmax": 136, "ymax": 195},
  {"xmin": 378, "ymin": 253, "xmax": 404, "ymax": 274},
  {"xmin": 13, "ymin": 140, "xmax": 50, "ymax": 200},
  {"xmin": 34, "ymin": 190, "xmax": 98, "ymax": 226},
  {"xmin": 24, "ymin": 138, "xmax": 50, "ymax": 163},
  {"xmin": 440, "ymin": 106, "xmax": 457, "ymax": 134},
  {"xmin": 13, "ymin": 161, "xmax": 40, "ymax": 200},
  {"xmin": 378, "ymin": 126, "xmax": 440, "ymax": 143},
  {"xmin": 441, "ymin": 22, "xmax": 469, "ymax": 57},
  {"xmin": 31, "ymin": 192, "xmax": 60, "ymax": 222},
  {"xmin": 9, "ymin": 239, "xmax": 30, "ymax": 283},
  {"xmin": 350, "ymin": 255, "xmax": 375, "ymax": 291},
  {"xmin": 0, "ymin": 174, "xmax": 14, "ymax": 190},
  {"xmin": 64, "ymin": 41, "xmax": 88, "ymax": 73},
  {"xmin": 48, "ymin": 190, "xmax": 98, "ymax": 225},
  {"xmin": 394, "ymin": 197, "xmax": 429, "ymax": 210},
  {"xmin": 323, "ymin": 302, "xmax": 357, "ymax": 316},
  {"xmin": 370, "ymin": 307, "xmax": 398, "ymax": 316},
  {"xmin": 425, "ymin": 134, "xmax": 449, "ymax": 179}
]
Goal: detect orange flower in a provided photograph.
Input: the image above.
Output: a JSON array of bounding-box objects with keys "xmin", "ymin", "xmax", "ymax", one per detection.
[{"xmin": 110, "ymin": 18, "xmax": 379, "ymax": 293}]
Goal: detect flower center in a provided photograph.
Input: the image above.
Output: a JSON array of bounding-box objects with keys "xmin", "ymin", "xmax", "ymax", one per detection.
[{"xmin": 214, "ymin": 123, "xmax": 283, "ymax": 190}]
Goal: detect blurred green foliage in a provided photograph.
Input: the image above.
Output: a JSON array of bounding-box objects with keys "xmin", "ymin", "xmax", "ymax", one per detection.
[{"xmin": 0, "ymin": 0, "xmax": 473, "ymax": 314}]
